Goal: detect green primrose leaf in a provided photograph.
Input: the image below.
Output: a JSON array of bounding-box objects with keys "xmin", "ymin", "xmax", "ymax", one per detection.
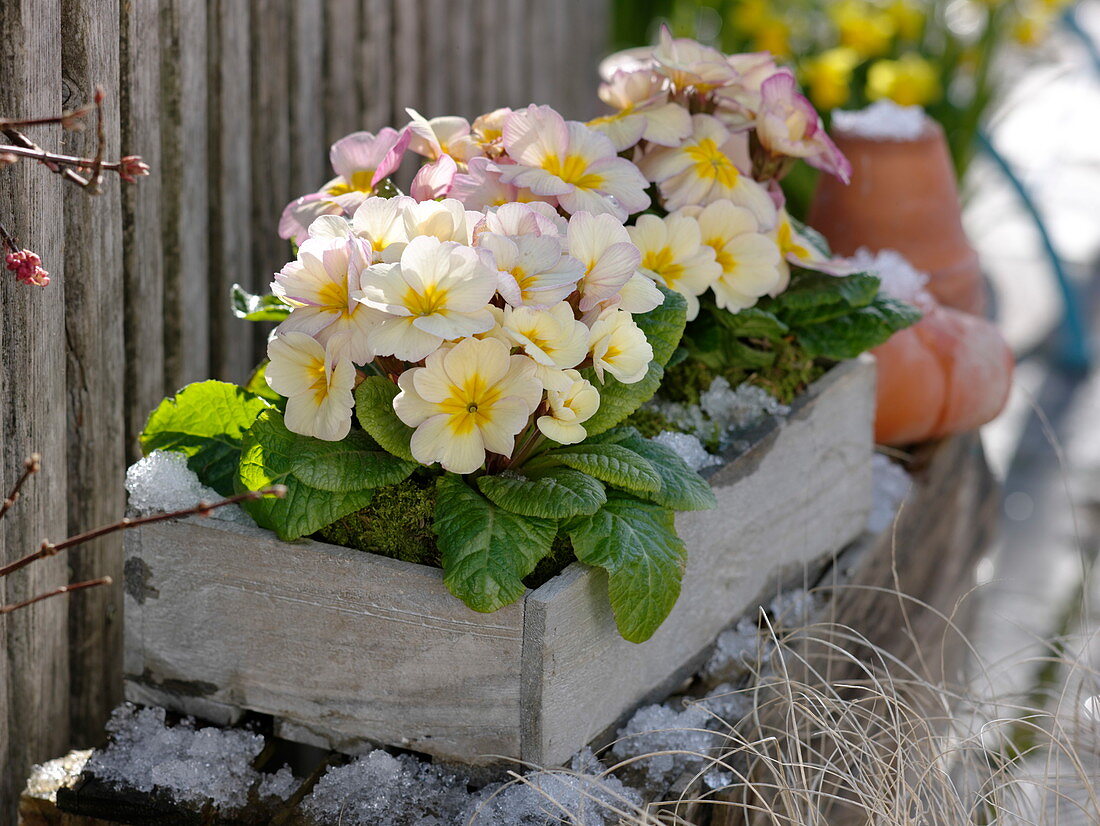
[
  {"xmin": 616, "ymin": 431, "xmax": 717, "ymax": 511},
  {"xmin": 238, "ymin": 410, "xmax": 416, "ymax": 540},
  {"xmin": 230, "ymin": 283, "xmax": 292, "ymax": 323},
  {"xmin": 476, "ymin": 468, "xmax": 606, "ymax": 519},
  {"xmin": 766, "ymin": 271, "xmax": 881, "ymax": 326},
  {"xmin": 794, "ymin": 296, "xmax": 922, "ymax": 360},
  {"xmin": 244, "ymin": 360, "xmax": 285, "ymax": 409},
  {"xmin": 565, "ymin": 492, "xmax": 686, "ymax": 643},
  {"xmin": 538, "ymin": 442, "xmax": 662, "ymax": 493},
  {"xmin": 141, "ymin": 380, "xmax": 272, "ymax": 496},
  {"xmin": 434, "ymin": 475, "xmax": 556, "ymax": 613},
  {"xmin": 355, "ymin": 375, "xmax": 417, "ymax": 462}
]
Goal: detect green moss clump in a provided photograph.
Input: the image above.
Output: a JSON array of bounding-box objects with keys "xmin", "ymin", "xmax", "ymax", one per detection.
[
  {"xmin": 524, "ymin": 532, "xmax": 577, "ymax": 590},
  {"xmin": 658, "ymin": 359, "xmax": 715, "ymax": 405},
  {"xmin": 744, "ymin": 337, "xmax": 826, "ymax": 405},
  {"xmin": 316, "ymin": 476, "xmax": 439, "ymax": 566},
  {"xmin": 622, "ymin": 406, "xmax": 675, "ymax": 438}
]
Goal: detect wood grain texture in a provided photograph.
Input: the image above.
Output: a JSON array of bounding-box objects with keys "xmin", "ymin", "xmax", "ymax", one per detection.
[
  {"xmin": 60, "ymin": 0, "xmax": 127, "ymax": 749},
  {"xmin": 207, "ymin": 0, "xmax": 255, "ymax": 384},
  {"xmin": 0, "ymin": 0, "xmax": 69, "ymax": 815},
  {"xmin": 119, "ymin": 0, "xmax": 165, "ymax": 462},
  {"xmin": 323, "ymin": 0, "xmax": 361, "ymax": 143},
  {"xmin": 124, "ymin": 518, "xmax": 525, "ymax": 763},
  {"xmin": 522, "ymin": 357, "xmax": 876, "ymax": 765},
  {"xmin": 360, "ymin": 0, "xmax": 393, "ymax": 131},
  {"xmin": 290, "ymin": 0, "xmax": 326, "ymax": 198}
]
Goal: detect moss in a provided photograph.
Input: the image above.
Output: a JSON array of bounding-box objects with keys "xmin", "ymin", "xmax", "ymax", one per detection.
[
  {"xmin": 659, "ymin": 359, "xmax": 716, "ymax": 406},
  {"xmin": 743, "ymin": 337, "xmax": 826, "ymax": 405},
  {"xmin": 524, "ymin": 532, "xmax": 577, "ymax": 590},
  {"xmin": 622, "ymin": 406, "xmax": 675, "ymax": 438},
  {"xmin": 316, "ymin": 475, "xmax": 439, "ymax": 567}
]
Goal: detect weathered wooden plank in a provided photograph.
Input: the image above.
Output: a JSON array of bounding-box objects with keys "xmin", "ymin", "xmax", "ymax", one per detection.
[
  {"xmin": 207, "ymin": 0, "xmax": 255, "ymax": 384},
  {"xmin": 124, "ymin": 518, "xmax": 525, "ymax": 763},
  {"xmin": 0, "ymin": 0, "xmax": 70, "ymax": 816},
  {"xmin": 522, "ymin": 358, "xmax": 876, "ymax": 766},
  {"xmin": 526, "ymin": 0, "xmax": 555, "ymax": 108},
  {"xmin": 501, "ymin": 0, "xmax": 526, "ymax": 107},
  {"xmin": 119, "ymin": 0, "xmax": 165, "ymax": 461},
  {"xmin": 476, "ymin": 0, "xmax": 503, "ymax": 114},
  {"xmin": 290, "ymin": 0, "xmax": 326, "ymax": 197},
  {"xmin": 424, "ymin": 0, "xmax": 450, "ymax": 115},
  {"xmin": 450, "ymin": 0, "xmax": 477, "ymax": 118},
  {"xmin": 360, "ymin": 0, "xmax": 393, "ymax": 131},
  {"xmin": 323, "ymin": 0, "xmax": 361, "ymax": 143},
  {"xmin": 250, "ymin": 0, "xmax": 292, "ymax": 358},
  {"xmin": 159, "ymin": 0, "xmax": 210, "ymax": 391},
  {"xmin": 60, "ymin": 0, "xmax": 127, "ymax": 749}
]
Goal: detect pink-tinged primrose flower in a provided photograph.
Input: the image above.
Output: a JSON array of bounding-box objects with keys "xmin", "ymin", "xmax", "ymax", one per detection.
[
  {"xmin": 271, "ymin": 235, "xmax": 379, "ymax": 364},
  {"xmin": 537, "ymin": 370, "xmax": 601, "ymax": 445},
  {"xmin": 305, "ymin": 195, "xmax": 415, "ymax": 264},
  {"xmin": 476, "ymin": 231, "xmax": 584, "ymax": 308},
  {"xmin": 755, "ymin": 72, "xmax": 851, "ymax": 183},
  {"xmin": 410, "ymin": 153, "xmax": 458, "ymax": 201},
  {"xmin": 405, "ymin": 109, "xmax": 482, "ymax": 165},
  {"xmin": 565, "ymin": 211, "xmax": 642, "ymax": 312},
  {"xmin": 354, "ymin": 236, "xmax": 497, "ymax": 362},
  {"xmin": 651, "ymin": 24, "xmax": 737, "ymax": 92},
  {"xmin": 712, "ymin": 53, "xmax": 786, "ymax": 129},
  {"xmin": 6, "ymin": 249, "xmax": 50, "ymax": 287},
  {"xmin": 393, "ymin": 337, "xmax": 543, "ymax": 474},
  {"xmin": 451, "ymin": 157, "xmax": 557, "ymax": 211},
  {"xmin": 638, "ymin": 114, "xmax": 774, "ymax": 222},
  {"xmin": 679, "ymin": 200, "xmax": 783, "ymax": 312},
  {"xmin": 589, "ymin": 69, "xmax": 693, "ymax": 152},
  {"xmin": 476, "ymin": 201, "xmax": 566, "ymax": 240},
  {"xmin": 628, "ymin": 213, "xmax": 721, "ymax": 320},
  {"xmin": 266, "ymin": 331, "xmax": 356, "ymax": 442},
  {"xmin": 497, "ymin": 105, "xmax": 650, "ymax": 221},
  {"xmin": 586, "ymin": 308, "xmax": 653, "ymax": 385}
]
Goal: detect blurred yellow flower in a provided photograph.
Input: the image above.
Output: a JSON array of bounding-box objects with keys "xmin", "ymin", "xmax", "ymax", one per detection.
[
  {"xmin": 831, "ymin": 0, "xmax": 896, "ymax": 58},
  {"xmin": 1013, "ymin": 4, "xmax": 1055, "ymax": 46},
  {"xmin": 886, "ymin": 0, "xmax": 924, "ymax": 41},
  {"xmin": 752, "ymin": 18, "xmax": 793, "ymax": 57},
  {"xmin": 801, "ymin": 47, "xmax": 861, "ymax": 110},
  {"xmin": 728, "ymin": 0, "xmax": 792, "ymax": 56},
  {"xmin": 867, "ymin": 53, "xmax": 941, "ymax": 106}
]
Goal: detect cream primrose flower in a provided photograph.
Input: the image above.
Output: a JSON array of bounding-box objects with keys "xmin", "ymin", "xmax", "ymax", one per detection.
[
  {"xmin": 771, "ymin": 206, "xmax": 856, "ymax": 291},
  {"xmin": 476, "ymin": 200, "xmax": 567, "ymax": 240},
  {"xmin": 278, "ymin": 129, "xmax": 410, "ymax": 242},
  {"xmin": 537, "ymin": 370, "xmax": 601, "ymax": 445},
  {"xmin": 271, "ymin": 235, "xmax": 379, "ymax": 363},
  {"xmin": 393, "ymin": 337, "xmax": 543, "ymax": 474},
  {"xmin": 306, "ymin": 195, "xmax": 414, "ymax": 264},
  {"xmin": 451, "ymin": 157, "xmax": 557, "ymax": 210},
  {"xmin": 712, "ymin": 52, "xmax": 785, "ymax": 130},
  {"xmin": 496, "ymin": 105, "xmax": 650, "ymax": 221},
  {"xmin": 628, "ymin": 213, "xmax": 720, "ymax": 321},
  {"xmin": 266, "ymin": 331, "xmax": 356, "ymax": 442},
  {"xmin": 639, "ymin": 114, "xmax": 775, "ymax": 222},
  {"xmin": 566, "ymin": 211, "xmax": 642, "ymax": 312},
  {"xmin": 651, "ymin": 24, "xmax": 737, "ymax": 93},
  {"xmin": 402, "ymin": 198, "xmax": 478, "ymax": 245},
  {"xmin": 589, "ymin": 69, "xmax": 693, "ymax": 152},
  {"xmin": 469, "ymin": 108, "xmax": 512, "ymax": 156},
  {"xmin": 678, "ymin": 200, "xmax": 783, "ymax": 312},
  {"xmin": 587, "ymin": 308, "xmax": 653, "ymax": 385},
  {"xmin": 354, "ymin": 235, "xmax": 497, "ymax": 362},
  {"xmin": 500, "ymin": 303, "xmax": 590, "ymax": 391},
  {"xmin": 476, "ymin": 231, "xmax": 584, "ymax": 308},
  {"xmin": 405, "ymin": 109, "xmax": 482, "ymax": 165}
]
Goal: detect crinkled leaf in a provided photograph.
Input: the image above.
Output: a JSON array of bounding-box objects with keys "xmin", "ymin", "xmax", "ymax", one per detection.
[
  {"xmin": 565, "ymin": 492, "xmax": 686, "ymax": 643},
  {"xmin": 434, "ymin": 475, "xmax": 557, "ymax": 612},
  {"xmin": 766, "ymin": 272, "xmax": 880, "ymax": 326},
  {"xmin": 238, "ymin": 410, "xmax": 415, "ymax": 539},
  {"xmin": 617, "ymin": 431, "xmax": 717, "ymax": 511},
  {"xmin": 141, "ymin": 381, "xmax": 271, "ymax": 496},
  {"xmin": 711, "ymin": 306, "xmax": 788, "ymax": 340},
  {"xmin": 538, "ymin": 443, "xmax": 661, "ymax": 493},
  {"xmin": 355, "ymin": 375, "xmax": 416, "ymax": 462},
  {"xmin": 633, "ymin": 283, "xmax": 688, "ymax": 366},
  {"xmin": 795, "ymin": 296, "xmax": 921, "ymax": 360},
  {"xmin": 686, "ymin": 323, "xmax": 775, "ymax": 371},
  {"xmin": 477, "ymin": 468, "xmax": 606, "ymax": 519},
  {"xmin": 231, "ymin": 283, "xmax": 291, "ymax": 323}
]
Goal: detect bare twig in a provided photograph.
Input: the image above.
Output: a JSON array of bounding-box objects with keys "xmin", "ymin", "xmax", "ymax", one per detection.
[
  {"xmin": 0, "ymin": 453, "xmax": 40, "ymax": 521},
  {"xmin": 0, "ymin": 485, "xmax": 287, "ymax": 580},
  {"xmin": 0, "ymin": 218, "xmax": 19, "ymax": 253},
  {"xmin": 2, "ymin": 127, "xmax": 90, "ymax": 186},
  {"xmin": 0, "ymin": 576, "xmax": 112, "ymax": 615},
  {"xmin": 0, "ymin": 99, "xmax": 95, "ymax": 132}
]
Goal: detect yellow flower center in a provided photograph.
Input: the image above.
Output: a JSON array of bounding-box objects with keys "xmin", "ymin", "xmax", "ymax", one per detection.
[
  {"xmin": 543, "ymin": 153, "xmax": 605, "ymax": 190},
  {"xmin": 438, "ymin": 373, "xmax": 502, "ymax": 436},
  {"xmin": 642, "ymin": 246, "xmax": 685, "ymax": 285},
  {"xmin": 776, "ymin": 221, "xmax": 811, "ymax": 260},
  {"xmin": 308, "ymin": 359, "xmax": 328, "ymax": 395},
  {"xmin": 404, "ymin": 282, "xmax": 449, "ymax": 316},
  {"xmin": 709, "ymin": 240, "xmax": 737, "ymax": 273},
  {"xmin": 683, "ymin": 138, "xmax": 740, "ymax": 189},
  {"xmin": 316, "ymin": 278, "xmax": 352, "ymax": 315},
  {"xmin": 325, "ymin": 169, "xmax": 375, "ymax": 196}
]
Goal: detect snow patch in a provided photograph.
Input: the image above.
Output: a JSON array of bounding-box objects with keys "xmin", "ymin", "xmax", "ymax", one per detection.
[
  {"xmin": 125, "ymin": 451, "xmax": 248, "ymax": 523},
  {"xmin": 848, "ymin": 247, "xmax": 929, "ymax": 305},
  {"xmin": 652, "ymin": 431, "xmax": 722, "ymax": 472},
  {"xmin": 833, "ymin": 100, "xmax": 927, "ymax": 141},
  {"xmin": 650, "ymin": 377, "xmax": 789, "ymax": 453}
]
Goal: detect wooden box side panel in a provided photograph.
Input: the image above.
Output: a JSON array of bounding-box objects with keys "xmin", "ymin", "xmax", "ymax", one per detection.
[
  {"xmin": 523, "ymin": 358, "xmax": 875, "ymax": 765},
  {"xmin": 123, "ymin": 519, "xmax": 524, "ymax": 763}
]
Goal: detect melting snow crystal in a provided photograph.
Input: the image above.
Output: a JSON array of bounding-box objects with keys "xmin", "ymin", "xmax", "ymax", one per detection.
[
  {"xmin": 653, "ymin": 431, "xmax": 722, "ymax": 472},
  {"xmin": 833, "ymin": 100, "xmax": 927, "ymax": 141},
  {"xmin": 125, "ymin": 451, "xmax": 248, "ymax": 523},
  {"xmin": 849, "ymin": 247, "xmax": 929, "ymax": 305}
]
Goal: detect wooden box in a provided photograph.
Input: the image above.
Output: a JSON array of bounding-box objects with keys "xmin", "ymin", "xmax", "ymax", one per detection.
[{"xmin": 123, "ymin": 357, "xmax": 874, "ymax": 767}]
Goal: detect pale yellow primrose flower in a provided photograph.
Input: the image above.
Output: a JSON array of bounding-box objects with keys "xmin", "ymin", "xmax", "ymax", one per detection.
[
  {"xmin": 266, "ymin": 331, "xmax": 356, "ymax": 442},
  {"xmin": 354, "ymin": 236, "xmax": 497, "ymax": 362},
  {"xmin": 500, "ymin": 303, "xmax": 590, "ymax": 391},
  {"xmin": 589, "ymin": 70, "xmax": 693, "ymax": 152},
  {"xmin": 628, "ymin": 213, "xmax": 721, "ymax": 321},
  {"xmin": 566, "ymin": 211, "xmax": 642, "ymax": 313},
  {"xmin": 587, "ymin": 308, "xmax": 653, "ymax": 385},
  {"xmin": 476, "ymin": 232, "xmax": 584, "ymax": 309},
  {"xmin": 639, "ymin": 114, "xmax": 775, "ymax": 223},
  {"xmin": 393, "ymin": 337, "xmax": 543, "ymax": 474},
  {"xmin": 678, "ymin": 200, "xmax": 783, "ymax": 312},
  {"xmin": 537, "ymin": 370, "xmax": 601, "ymax": 445},
  {"xmin": 271, "ymin": 235, "xmax": 379, "ymax": 364}
]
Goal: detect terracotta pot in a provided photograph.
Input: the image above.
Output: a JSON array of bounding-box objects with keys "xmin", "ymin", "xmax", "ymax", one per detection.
[{"xmin": 808, "ymin": 119, "xmax": 986, "ymax": 315}]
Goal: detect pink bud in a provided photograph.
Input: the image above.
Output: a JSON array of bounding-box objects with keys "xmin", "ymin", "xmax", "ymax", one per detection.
[
  {"xmin": 5, "ymin": 249, "xmax": 50, "ymax": 287},
  {"xmin": 118, "ymin": 155, "xmax": 150, "ymax": 183}
]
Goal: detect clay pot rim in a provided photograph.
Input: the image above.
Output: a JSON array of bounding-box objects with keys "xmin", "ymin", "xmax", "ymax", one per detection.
[{"xmin": 831, "ymin": 117, "xmax": 942, "ymax": 149}]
